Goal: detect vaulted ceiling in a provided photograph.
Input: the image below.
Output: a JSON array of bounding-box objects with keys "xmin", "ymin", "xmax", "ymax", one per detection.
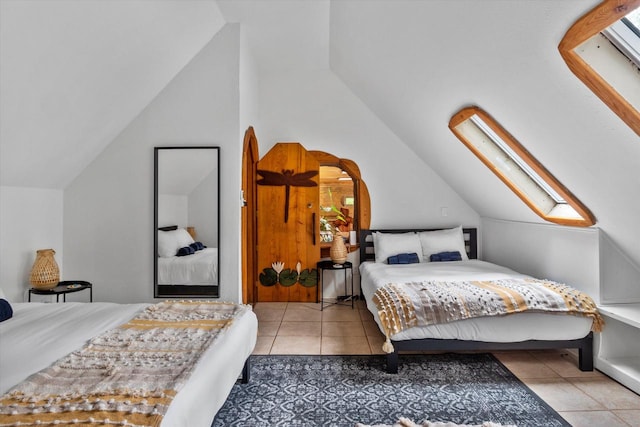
[{"xmin": 2, "ymin": 0, "xmax": 639, "ymax": 260}]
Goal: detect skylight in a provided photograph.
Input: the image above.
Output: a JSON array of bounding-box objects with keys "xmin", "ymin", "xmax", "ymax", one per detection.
[
  {"xmin": 602, "ymin": 8, "xmax": 640, "ymax": 68},
  {"xmin": 449, "ymin": 106, "xmax": 596, "ymax": 227},
  {"xmin": 559, "ymin": 0, "xmax": 640, "ymax": 136}
]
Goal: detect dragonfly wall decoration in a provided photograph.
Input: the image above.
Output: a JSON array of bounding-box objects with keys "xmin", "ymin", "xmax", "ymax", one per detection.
[{"xmin": 257, "ymin": 169, "xmax": 318, "ymax": 223}]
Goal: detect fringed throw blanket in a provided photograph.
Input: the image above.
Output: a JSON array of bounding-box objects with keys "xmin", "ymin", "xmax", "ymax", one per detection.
[
  {"xmin": 0, "ymin": 301, "xmax": 248, "ymax": 427},
  {"xmin": 372, "ymin": 278, "xmax": 603, "ymax": 353}
]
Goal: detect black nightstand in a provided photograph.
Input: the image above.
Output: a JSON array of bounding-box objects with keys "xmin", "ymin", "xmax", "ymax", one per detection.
[
  {"xmin": 28, "ymin": 281, "xmax": 93, "ymax": 302},
  {"xmin": 316, "ymin": 261, "xmax": 353, "ymax": 310}
]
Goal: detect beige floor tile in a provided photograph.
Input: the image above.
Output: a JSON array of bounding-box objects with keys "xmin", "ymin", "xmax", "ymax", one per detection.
[
  {"xmin": 321, "ymin": 305, "xmax": 361, "ymax": 322},
  {"xmin": 253, "ymin": 305, "xmax": 286, "ymax": 322},
  {"xmin": 569, "ymin": 377, "xmax": 640, "ymax": 410},
  {"xmin": 612, "ymin": 409, "xmax": 640, "ymax": 426},
  {"xmin": 253, "ymin": 336, "xmax": 275, "ymax": 355},
  {"xmin": 359, "ymin": 307, "xmax": 375, "ymax": 322},
  {"xmin": 322, "ymin": 321, "xmax": 365, "ymax": 337},
  {"xmin": 270, "ymin": 336, "xmax": 321, "ymax": 354},
  {"xmin": 354, "ymin": 299, "xmax": 367, "ymax": 310},
  {"xmin": 525, "ymin": 377, "xmax": 605, "ymax": 412},
  {"xmin": 363, "ymin": 320, "xmax": 384, "ymax": 337},
  {"xmin": 321, "ymin": 335, "xmax": 371, "ymax": 355},
  {"xmin": 254, "ymin": 302, "xmax": 288, "ymax": 310},
  {"xmin": 559, "ymin": 410, "xmax": 630, "ymax": 427},
  {"xmin": 529, "ymin": 350, "xmax": 604, "ymax": 378},
  {"xmin": 493, "ymin": 351, "xmax": 561, "ymax": 379},
  {"xmin": 367, "ymin": 334, "xmax": 386, "ymax": 355},
  {"xmin": 282, "ymin": 304, "xmax": 322, "ymax": 322},
  {"xmin": 277, "ymin": 321, "xmax": 321, "ymax": 336},
  {"xmin": 257, "ymin": 321, "xmax": 280, "ymax": 337}
]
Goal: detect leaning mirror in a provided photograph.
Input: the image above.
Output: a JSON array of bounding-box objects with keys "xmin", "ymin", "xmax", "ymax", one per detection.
[{"xmin": 154, "ymin": 147, "xmax": 220, "ymax": 298}]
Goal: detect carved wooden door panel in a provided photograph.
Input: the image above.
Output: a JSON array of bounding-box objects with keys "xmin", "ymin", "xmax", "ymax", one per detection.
[{"xmin": 256, "ymin": 143, "xmax": 320, "ymax": 302}]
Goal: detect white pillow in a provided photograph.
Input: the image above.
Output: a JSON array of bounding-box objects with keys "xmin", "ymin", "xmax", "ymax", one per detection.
[
  {"xmin": 373, "ymin": 231, "xmax": 423, "ymax": 264},
  {"xmin": 418, "ymin": 226, "xmax": 469, "ymax": 262},
  {"xmin": 157, "ymin": 228, "xmax": 195, "ymax": 258}
]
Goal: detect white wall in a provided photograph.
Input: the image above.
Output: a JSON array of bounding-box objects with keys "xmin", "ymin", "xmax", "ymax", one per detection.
[
  {"xmin": 599, "ymin": 231, "xmax": 640, "ymax": 304},
  {"xmin": 256, "ymin": 69, "xmax": 480, "ymax": 230},
  {"xmin": 481, "ymin": 217, "xmax": 600, "ymax": 302},
  {"xmin": 188, "ymin": 171, "xmax": 218, "ymax": 247},
  {"xmin": 158, "ymin": 194, "xmax": 188, "ymax": 228},
  {"xmin": 0, "ymin": 186, "xmax": 63, "ymax": 302},
  {"xmin": 63, "ymin": 24, "xmax": 241, "ymax": 303}
]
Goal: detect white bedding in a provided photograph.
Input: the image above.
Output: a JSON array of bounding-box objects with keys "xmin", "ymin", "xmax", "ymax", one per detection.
[
  {"xmin": 158, "ymin": 247, "xmax": 218, "ymax": 286},
  {"xmin": 360, "ymin": 259, "xmax": 593, "ymax": 342},
  {"xmin": 0, "ymin": 301, "xmax": 257, "ymax": 427}
]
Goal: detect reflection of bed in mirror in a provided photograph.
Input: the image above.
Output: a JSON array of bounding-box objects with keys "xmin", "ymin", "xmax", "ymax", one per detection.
[
  {"xmin": 156, "ymin": 226, "xmax": 218, "ymax": 296},
  {"xmin": 157, "ymin": 226, "xmax": 218, "ymax": 286}
]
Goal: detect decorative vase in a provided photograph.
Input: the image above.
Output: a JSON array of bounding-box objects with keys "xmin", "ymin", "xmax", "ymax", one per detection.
[
  {"xmin": 29, "ymin": 249, "xmax": 60, "ymax": 290},
  {"xmin": 330, "ymin": 235, "xmax": 347, "ymax": 264}
]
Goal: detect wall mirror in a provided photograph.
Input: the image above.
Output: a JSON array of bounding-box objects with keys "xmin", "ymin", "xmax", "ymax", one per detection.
[{"xmin": 154, "ymin": 147, "xmax": 220, "ymax": 298}]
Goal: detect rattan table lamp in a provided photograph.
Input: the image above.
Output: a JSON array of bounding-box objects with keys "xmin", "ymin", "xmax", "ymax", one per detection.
[{"xmin": 29, "ymin": 249, "xmax": 60, "ymax": 290}]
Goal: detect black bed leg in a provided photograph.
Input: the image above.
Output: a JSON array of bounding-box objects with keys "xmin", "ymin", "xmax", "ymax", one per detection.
[
  {"xmin": 578, "ymin": 332, "xmax": 594, "ymax": 371},
  {"xmin": 241, "ymin": 358, "xmax": 250, "ymax": 383},
  {"xmin": 386, "ymin": 351, "xmax": 399, "ymax": 374}
]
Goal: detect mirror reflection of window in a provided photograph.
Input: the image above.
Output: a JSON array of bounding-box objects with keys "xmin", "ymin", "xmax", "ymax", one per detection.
[{"xmin": 319, "ymin": 166, "xmax": 355, "ymax": 236}]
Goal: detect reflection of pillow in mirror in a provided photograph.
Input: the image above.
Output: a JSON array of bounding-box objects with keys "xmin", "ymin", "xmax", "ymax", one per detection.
[
  {"xmin": 0, "ymin": 287, "xmax": 8, "ymax": 302},
  {"xmin": 158, "ymin": 228, "xmax": 196, "ymax": 257},
  {"xmin": 175, "ymin": 228, "xmax": 195, "ymax": 248},
  {"xmin": 418, "ymin": 226, "xmax": 469, "ymax": 262},
  {"xmin": 373, "ymin": 232, "xmax": 423, "ymax": 264}
]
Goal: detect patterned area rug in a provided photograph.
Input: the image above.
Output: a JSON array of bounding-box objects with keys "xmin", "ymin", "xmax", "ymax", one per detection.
[{"xmin": 212, "ymin": 354, "xmax": 570, "ymax": 427}]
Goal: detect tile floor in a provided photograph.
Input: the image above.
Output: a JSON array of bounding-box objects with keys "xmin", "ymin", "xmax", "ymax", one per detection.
[{"xmin": 252, "ymin": 300, "xmax": 640, "ymax": 427}]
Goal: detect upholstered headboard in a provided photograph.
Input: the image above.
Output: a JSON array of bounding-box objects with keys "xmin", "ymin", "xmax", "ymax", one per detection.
[{"xmin": 359, "ymin": 227, "xmax": 478, "ymax": 263}]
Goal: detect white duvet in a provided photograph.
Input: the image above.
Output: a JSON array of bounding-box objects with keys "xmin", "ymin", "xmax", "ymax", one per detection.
[
  {"xmin": 158, "ymin": 247, "xmax": 218, "ymax": 285},
  {"xmin": 0, "ymin": 301, "xmax": 257, "ymax": 427},
  {"xmin": 360, "ymin": 259, "xmax": 593, "ymax": 342}
]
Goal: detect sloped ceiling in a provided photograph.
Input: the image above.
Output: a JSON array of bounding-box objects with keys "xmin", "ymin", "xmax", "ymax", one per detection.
[
  {"xmin": 327, "ymin": 0, "xmax": 640, "ymax": 259},
  {"xmin": 0, "ymin": 0, "xmax": 225, "ymax": 188},
  {"xmin": 2, "ymin": 0, "xmax": 640, "ymax": 261}
]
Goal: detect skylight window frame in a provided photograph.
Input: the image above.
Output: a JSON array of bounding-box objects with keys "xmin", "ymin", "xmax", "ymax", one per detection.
[
  {"xmin": 559, "ymin": 0, "xmax": 640, "ymax": 137},
  {"xmin": 602, "ymin": 10, "xmax": 640, "ymax": 69},
  {"xmin": 449, "ymin": 106, "xmax": 596, "ymax": 227}
]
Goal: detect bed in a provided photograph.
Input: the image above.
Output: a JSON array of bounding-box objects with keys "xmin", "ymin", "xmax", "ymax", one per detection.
[
  {"xmin": 0, "ymin": 298, "xmax": 257, "ymax": 426},
  {"xmin": 157, "ymin": 247, "xmax": 218, "ymax": 286},
  {"xmin": 359, "ymin": 227, "xmax": 601, "ymax": 374}
]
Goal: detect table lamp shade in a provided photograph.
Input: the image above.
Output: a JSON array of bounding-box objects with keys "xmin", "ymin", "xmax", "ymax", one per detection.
[{"xmin": 29, "ymin": 249, "xmax": 59, "ymax": 290}]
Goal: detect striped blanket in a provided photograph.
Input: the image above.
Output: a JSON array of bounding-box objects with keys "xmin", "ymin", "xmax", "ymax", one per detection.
[
  {"xmin": 372, "ymin": 278, "xmax": 603, "ymax": 353},
  {"xmin": 0, "ymin": 301, "xmax": 247, "ymax": 427}
]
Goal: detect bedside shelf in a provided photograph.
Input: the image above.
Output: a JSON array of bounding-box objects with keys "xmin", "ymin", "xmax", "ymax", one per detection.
[{"xmin": 595, "ymin": 303, "xmax": 640, "ymax": 394}]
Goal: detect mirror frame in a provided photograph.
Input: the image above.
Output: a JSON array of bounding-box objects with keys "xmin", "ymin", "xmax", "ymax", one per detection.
[{"xmin": 154, "ymin": 146, "xmax": 220, "ymax": 298}]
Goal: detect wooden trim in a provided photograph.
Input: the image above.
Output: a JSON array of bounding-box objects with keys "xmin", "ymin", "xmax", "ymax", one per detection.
[
  {"xmin": 309, "ymin": 150, "xmax": 371, "ymax": 231},
  {"xmin": 241, "ymin": 127, "xmax": 259, "ymax": 305},
  {"xmin": 449, "ymin": 106, "xmax": 596, "ymax": 227},
  {"xmin": 558, "ymin": 0, "xmax": 640, "ymax": 136}
]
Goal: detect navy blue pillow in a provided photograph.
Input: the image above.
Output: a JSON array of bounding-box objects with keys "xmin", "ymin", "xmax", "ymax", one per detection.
[
  {"xmin": 189, "ymin": 241, "xmax": 206, "ymax": 251},
  {"xmin": 176, "ymin": 246, "xmax": 195, "ymax": 257},
  {"xmin": 0, "ymin": 299, "xmax": 13, "ymax": 322},
  {"xmin": 430, "ymin": 251, "xmax": 462, "ymax": 262},
  {"xmin": 387, "ymin": 253, "xmax": 420, "ymax": 264}
]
